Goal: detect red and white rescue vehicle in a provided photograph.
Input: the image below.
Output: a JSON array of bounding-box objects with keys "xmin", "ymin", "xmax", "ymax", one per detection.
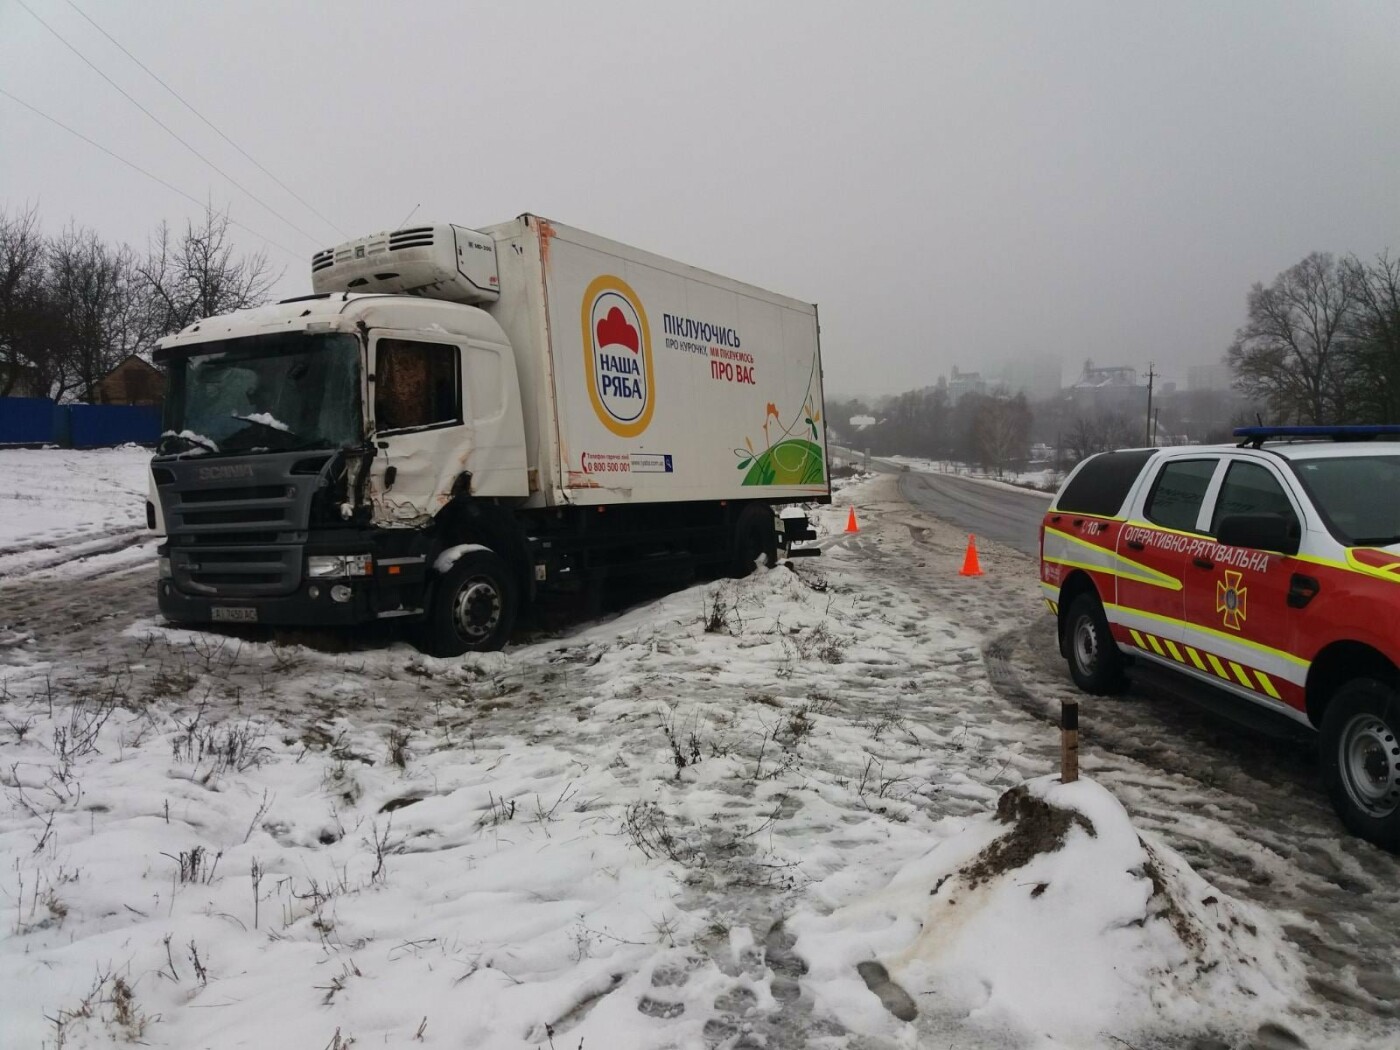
[{"xmin": 1041, "ymin": 426, "xmax": 1400, "ymax": 850}]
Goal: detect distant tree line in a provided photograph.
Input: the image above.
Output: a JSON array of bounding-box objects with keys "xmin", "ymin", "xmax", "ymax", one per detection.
[
  {"xmin": 827, "ymin": 386, "xmax": 1033, "ymax": 475},
  {"xmin": 0, "ymin": 204, "xmax": 277, "ymax": 401},
  {"xmin": 1228, "ymin": 251, "xmax": 1400, "ymax": 424},
  {"xmin": 829, "ymin": 380, "xmax": 1246, "ymax": 473}
]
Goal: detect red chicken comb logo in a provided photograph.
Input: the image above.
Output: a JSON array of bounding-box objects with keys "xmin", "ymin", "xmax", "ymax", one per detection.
[{"xmin": 596, "ymin": 307, "xmax": 639, "ymax": 353}]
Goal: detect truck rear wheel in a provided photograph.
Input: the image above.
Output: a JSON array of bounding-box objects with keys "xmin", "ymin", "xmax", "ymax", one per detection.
[
  {"xmin": 730, "ymin": 504, "xmax": 778, "ymax": 578},
  {"xmin": 421, "ymin": 549, "xmax": 518, "ymax": 657},
  {"xmin": 1063, "ymin": 593, "xmax": 1126, "ymax": 695},
  {"xmin": 1320, "ymin": 678, "xmax": 1400, "ymax": 852}
]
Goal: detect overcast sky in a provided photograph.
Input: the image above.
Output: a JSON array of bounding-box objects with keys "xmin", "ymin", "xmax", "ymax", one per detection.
[{"xmin": 3, "ymin": 1, "xmax": 1398, "ymax": 397}]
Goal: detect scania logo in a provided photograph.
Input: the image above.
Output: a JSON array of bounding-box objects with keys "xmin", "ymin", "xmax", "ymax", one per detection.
[
  {"xmin": 197, "ymin": 464, "xmax": 255, "ymax": 481},
  {"xmin": 581, "ymin": 275, "xmax": 654, "ymax": 438}
]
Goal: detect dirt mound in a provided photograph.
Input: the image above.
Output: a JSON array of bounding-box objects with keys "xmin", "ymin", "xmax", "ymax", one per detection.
[{"xmin": 959, "ymin": 783, "xmax": 1095, "ymax": 887}]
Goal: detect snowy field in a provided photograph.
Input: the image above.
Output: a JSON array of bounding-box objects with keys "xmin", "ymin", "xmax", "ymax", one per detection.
[
  {"xmin": 0, "ymin": 446, "xmax": 156, "ymax": 579},
  {"xmin": 0, "ymin": 455, "xmax": 1394, "ymax": 1048}
]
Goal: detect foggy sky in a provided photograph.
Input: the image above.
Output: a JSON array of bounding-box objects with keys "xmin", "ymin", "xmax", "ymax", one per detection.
[{"xmin": 2, "ymin": 1, "xmax": 1397, "ymax": 397}]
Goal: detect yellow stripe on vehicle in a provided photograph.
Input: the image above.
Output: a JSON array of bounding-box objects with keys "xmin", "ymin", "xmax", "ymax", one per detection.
[
  {"xmin": 1164, "ymin": 640, "xmax": 1185, "ymax": 663},
  {"xmin": 1185, "ymin": 646, "xmax": 1207, "ymax": 671},
  {"xmin": 1147, "ymin": 635, "xmax": 1166, "ymax": 656},
  {"xmin": 1254, "ymin": 670, "xmax": 1282, "ymax": 700},
  {"xmin": 1104, "ymin": 602, "xmax": 1310, "ymax": 669},
  {"xmin": 1130, "ymin": 629, "xmax": 1147, "ymax": 648},
  {"xmin": 1042, "ymin": 528, "xmax": 1183, "ymax": 591},
  {"xmin": 1229, "ymin": 661, "xmax": 1253, "ymax": 688},
  {"xmin": 1206, "ymin": 653, "xmax": 1231, "ymax": 680}
]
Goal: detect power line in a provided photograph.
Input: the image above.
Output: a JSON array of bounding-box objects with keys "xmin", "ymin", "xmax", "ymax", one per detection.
[
  {"xmin": 15, "ymin": 0, "xmax": 323, "ymax": 248},
  {"xmin": 64, "ymin": 0, "xmax": 348, "ymax": 240},
  {"xmin": 0, "ymin": 87, "xmax": 303, "ymax": 261}
]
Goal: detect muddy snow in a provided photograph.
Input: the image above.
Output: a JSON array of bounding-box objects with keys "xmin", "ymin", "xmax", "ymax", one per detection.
[{"xmin": 0, "ymin": 460, "xmax": 1396, "ymax": 1049}]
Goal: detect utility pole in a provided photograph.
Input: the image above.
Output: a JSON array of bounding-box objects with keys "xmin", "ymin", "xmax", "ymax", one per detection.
[{"xmin": 1144, "ymin": 363, "xmax": 1156, "ymax": 447}]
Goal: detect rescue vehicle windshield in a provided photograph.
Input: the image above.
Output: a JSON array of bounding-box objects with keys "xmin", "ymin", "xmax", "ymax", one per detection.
[
  {"xmin": 156, "ymin": 332, "xmax": 363, "ymax": 457},
  {"xmin": 1288, "ymin": 454, "xmax": 1400, "ymax": 547}
]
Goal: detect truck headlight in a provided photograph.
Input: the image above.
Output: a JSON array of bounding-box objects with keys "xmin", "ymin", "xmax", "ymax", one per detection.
[{"xmin": 306, "ymin": 554, "xmax": 373, "ymax": 578}]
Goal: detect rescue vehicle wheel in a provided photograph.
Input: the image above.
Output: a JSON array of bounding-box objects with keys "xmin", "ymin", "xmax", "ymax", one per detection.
[
  {"xmin": 1320, "ymin": 678, "xmax": 1400, "ymax": 851},
  {"xmin": 421, "ymin": 549, "xmax": 518, "ymax": 657},
  {"xmin": 730, "ymin": 505, "xmax": 778, "ymax": 578},
  {"xmin": 1063, "ymin": 594, "xmax": 1126, "ymax": 695}
]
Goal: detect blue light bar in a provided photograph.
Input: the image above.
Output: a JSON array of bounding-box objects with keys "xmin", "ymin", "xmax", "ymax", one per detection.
[{"xmin": 1234, "ymin": 425, "xmax": 1400, "ymax": 441}]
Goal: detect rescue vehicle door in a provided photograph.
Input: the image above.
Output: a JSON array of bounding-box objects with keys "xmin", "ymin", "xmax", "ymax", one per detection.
[
  {"xmin": 1117, "ymin": 457, "xmax": 1221, "ymax": 650},
  {"xmin": 1185, "ymin": 458, "xmax": 1304, "ymax": 707}
]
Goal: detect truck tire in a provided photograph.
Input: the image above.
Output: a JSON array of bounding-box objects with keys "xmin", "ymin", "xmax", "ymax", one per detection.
[
  {"xmin": 1063, "ymin": 593, "xmax": 1126, "ymax": 695},
  {"xmin": 1319, "ymin": 678, "xmax": 1400, "ymax": 852},
  {"xmin": 730, "ymin": 504, "xmax": 778, "ymax": 578},
  {"xmin": 421, "ymin": 549, "xmax": 518, "ymax": 657}
]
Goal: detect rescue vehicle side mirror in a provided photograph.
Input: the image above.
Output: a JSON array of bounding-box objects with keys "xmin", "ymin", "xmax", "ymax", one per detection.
[{"xmin": 1216, "ymin": 513, "xmax": 1299, "ymax": 556}]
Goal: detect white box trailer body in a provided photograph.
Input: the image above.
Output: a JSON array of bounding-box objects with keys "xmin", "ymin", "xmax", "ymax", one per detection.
[{"xmin": 478, "ymin": 216, "xmax": 827, "ymax": 509}]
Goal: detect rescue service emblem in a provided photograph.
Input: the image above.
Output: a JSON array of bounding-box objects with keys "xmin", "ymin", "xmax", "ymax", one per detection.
[
  {"xmin": 1216, "ymin": 570, "xmax": 1248, "ymax": 631},
  {"xmin": 581, "ymin": 275, "xmax": 655, "ymax": 438}
]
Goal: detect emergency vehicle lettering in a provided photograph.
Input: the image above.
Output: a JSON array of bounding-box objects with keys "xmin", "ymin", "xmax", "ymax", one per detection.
[
  {"xmin": 1042, "ymin": 527, "xmax": 1182, "ymax": 591},
  {"xmin": 1120, "ymin": 525, "xmax": 1274, "ymax": 574}
]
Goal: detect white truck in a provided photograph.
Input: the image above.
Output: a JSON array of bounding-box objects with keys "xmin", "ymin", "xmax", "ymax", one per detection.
[{"xmin": 148, "ymin": 215, "xmax": 829, "ymax": 654}]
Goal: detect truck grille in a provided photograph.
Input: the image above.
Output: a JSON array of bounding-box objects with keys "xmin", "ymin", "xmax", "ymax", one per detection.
[
  {"xmin": 155, "ymin": 451, "xmax": 328, "ymax": 598},
  {"xmin": 173, "ymin": 547, "xmax": 299, "ymax": 595}
]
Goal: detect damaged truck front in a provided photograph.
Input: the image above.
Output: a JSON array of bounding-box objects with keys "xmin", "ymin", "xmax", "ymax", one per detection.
[
  {"xmin": 150, "ymin": 216, "xmax": 828, "ymax": 655},
  {"xmin": 151, "ymin": 292, "xmax": 530, "ymax": 652}
]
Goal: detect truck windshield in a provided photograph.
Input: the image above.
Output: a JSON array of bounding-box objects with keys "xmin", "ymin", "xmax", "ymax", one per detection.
[
  {"xmin": 1288, "ymin": 454, "xmax": 1400, "ymax": 547},
  {"xmin": 157, "ymin": 332, "xmax": 362, "ymax": 456}
]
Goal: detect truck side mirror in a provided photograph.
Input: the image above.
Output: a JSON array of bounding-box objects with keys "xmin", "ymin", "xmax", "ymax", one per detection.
[{"xmin": 1216, "ymin": 513, "xmax": 1300, "ymax": 556}]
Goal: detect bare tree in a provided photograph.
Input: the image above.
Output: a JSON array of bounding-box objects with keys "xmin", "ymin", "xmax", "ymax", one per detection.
[
  {"xmin": 45, "ymin": 225, "xmax": 149, "ymax": 401},
  {"xmin": 1064, "ymin": 411, "xmax": 1138, "ymax": 464},
  {"xmin": 140, "ymin": 206, "xmax": 278, "ymax": 337},
  {"xmin": 1345, "ymin": 252, "xmax": 1400, "ymax": 421},
  {"xmin": 0, "ymin": 205, "xmax": 49, "ymax": 397},
  {"xmin": 973, "ymin": 393, "xmax": 1031, "ymax": 475},
  {"xmin": 1227, "ymin": 252, "xmax": 1359, "ymax": 424}
]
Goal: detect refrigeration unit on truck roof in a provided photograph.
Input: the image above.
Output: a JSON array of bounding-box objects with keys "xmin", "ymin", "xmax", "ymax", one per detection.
[{"xmin": 311, "ymin": 224, "xmax": 500, "ymax": 304}]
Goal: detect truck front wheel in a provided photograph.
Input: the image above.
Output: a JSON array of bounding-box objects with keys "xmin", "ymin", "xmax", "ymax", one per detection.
[
  {"xmin": 421, "ymin": 549, "xmax": 518, "ymax": 656},
  {"xmin": 1320, "ymin": 678, "xmax": 1400, "ymax": 852}
]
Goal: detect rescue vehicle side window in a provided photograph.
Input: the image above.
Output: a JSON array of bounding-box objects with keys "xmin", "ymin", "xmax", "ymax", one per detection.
[
  {"xmin": 1145, "ymin": 459, "xmax": 1217, "ymax": 533},
  {"xmin": 1055, "ymin": 449, "xmax": 1155, "ymax": 517},
  {"xmin": 374, "ymin": 339, "xmax": 462, "ymax": 434},
  {"xmin": 1210, "ymin": 461, "xmax": 1299, "ymax": 535}
]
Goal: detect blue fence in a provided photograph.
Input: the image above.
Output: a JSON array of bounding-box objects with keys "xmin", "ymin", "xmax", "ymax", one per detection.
[{"xmin": 0, "ymin": 397, "xmax": 161, "ymax": 448}]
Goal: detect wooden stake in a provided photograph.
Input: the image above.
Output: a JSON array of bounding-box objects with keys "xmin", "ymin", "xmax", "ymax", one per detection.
[{"xmin": 1060, "ymin": 700, "xmax": 1079, "ymax": 783}]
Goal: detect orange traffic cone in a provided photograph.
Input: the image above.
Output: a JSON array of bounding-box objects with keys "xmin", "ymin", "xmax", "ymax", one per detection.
[
  {"xmin": 959, "ymin": 534, "xmax": 983, "ymax": 577},
  {"xmin": 845, "ymin": 507, "xmax": 860, "ymax": 533}
]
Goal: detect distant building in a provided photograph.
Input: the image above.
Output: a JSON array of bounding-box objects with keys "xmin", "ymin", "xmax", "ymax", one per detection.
[
  {"xmin": 1070, "ymin": 359, "xmax": 1146, "ymax": 413},
  {"xmin": 1187, "ymin": 363, "xmax": 1233, "ymax": 391},
  {"xmin": 947, "ymin": 367, "xmax": 986, "ymax": 405},
  {"xmin": 91, "ymin": 355, "xmax": 165, "ymax": 406},
  {"xmin": 848, "ymin": 414, "xmax": 875, "ymax": 430},
  {"xmin": 994, "ymin": 355, "xmax": 1062, "ymax": 401}
]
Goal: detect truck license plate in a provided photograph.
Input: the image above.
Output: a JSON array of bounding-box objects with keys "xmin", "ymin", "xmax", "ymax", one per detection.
[{"xmin": 211, "ymin": 606, "xmax": 258, "ymax": 623}]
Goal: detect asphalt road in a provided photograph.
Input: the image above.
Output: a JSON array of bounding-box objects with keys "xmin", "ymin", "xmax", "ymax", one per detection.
[{"xmin": 894, "ymin": 469, "xmax": 1048, "ymax": 556}]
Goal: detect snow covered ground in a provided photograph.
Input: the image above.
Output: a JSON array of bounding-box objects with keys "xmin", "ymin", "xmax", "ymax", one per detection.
[
  {"xmin": 0, "ymin": 446, "xmax": 156, "ymax": 580},
  {"xmin": 0, "ymin": 460, "xmax": 1394, "ymax": 1048}
]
